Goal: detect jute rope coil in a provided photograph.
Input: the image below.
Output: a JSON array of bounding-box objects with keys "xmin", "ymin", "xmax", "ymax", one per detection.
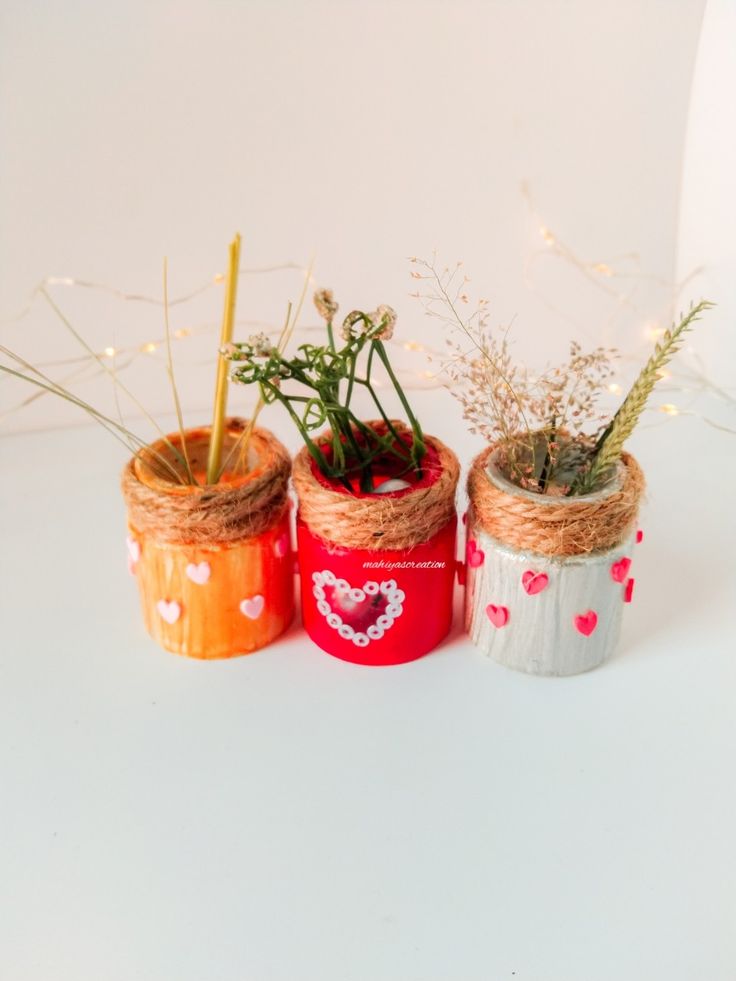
[
  {"xmin": 292, "ymin": 420, "xmax": 460, "ymax": 551},
  {"xmin": 467, "ymin": 445, "xmax": 645, "ymax": 557},
  {"xmin": 121, "ymin": 425, "xmax": 291, "ymax": 546}
]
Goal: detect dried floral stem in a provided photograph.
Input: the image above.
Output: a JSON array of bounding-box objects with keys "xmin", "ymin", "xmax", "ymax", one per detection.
[
  {"xmin": 39, "ymin": 286, "xmax": 188, "ymax": 472},
  {"xmin": 218, "ymin": 302, "xmax": 293, "ymax": 480},
  {"xmin": 206, "ymin": 233, "xmax": 241, "ymax": 484},
  {"xmin": 0, "ymin": 357, "xmax": 185, "ymax": 484},
  {"xmin": 163, "ymin": 257, "xmax": 195, "ymax": 484},
  {"xmin": 412, "ymin": 257, "xmax": 536, "ymax": 474},
  {"xmin": 245, "ymin": 254, "xmax": 313, "ymax": 456},
  {"xmin": 573, "ymin": 300, "xmax": 714, "ymax": 494},
  {"xmin": 218, "ymin": 257, "xmax": 315, "ymax": 480}
]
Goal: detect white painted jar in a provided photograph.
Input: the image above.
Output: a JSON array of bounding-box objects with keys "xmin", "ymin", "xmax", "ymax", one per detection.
[{"xmin": 465, "ymin": 447, "xmax": 644, "ymax": 676}]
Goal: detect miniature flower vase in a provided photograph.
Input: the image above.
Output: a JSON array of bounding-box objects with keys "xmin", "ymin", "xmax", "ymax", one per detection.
[
  {"xmin": 465, "ymin": 447, "xmax": 644, "ymax": 676},
  {"xmin": 121, "ymin": 422, "xmax": 294, "ymax": 659},
  {"xmin": 291, "ymin": 422, "xmax": 460, "ymax": 666}
]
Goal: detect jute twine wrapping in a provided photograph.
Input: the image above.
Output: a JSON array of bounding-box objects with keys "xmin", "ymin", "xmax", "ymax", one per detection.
[
  {"xmin": 467, "ymin": 445, "xmax": 645, "ymax": 557},
  {"xmin": 121, "ymin": 425, "xmax": 291, "ymax": 546},
  {"xmin": 292, "ymin": 421, "xmax": 459, "ymax": 551}
]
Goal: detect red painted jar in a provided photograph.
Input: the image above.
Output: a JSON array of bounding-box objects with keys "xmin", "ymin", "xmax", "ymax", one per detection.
[{"xmin": 292, "ymin": 421, "xmax": 459, "ymax": 666}]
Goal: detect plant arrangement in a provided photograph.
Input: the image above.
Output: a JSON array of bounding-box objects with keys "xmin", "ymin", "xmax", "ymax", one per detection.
[
  {"xmin": 0, "ymin": 235, "xmax": 302, "ymax": 659},
  {"xmin": 410, "ymin": 255, "xmax": 713, "ymax": 497},
  {"xmin": 224, "ymin": 289, "xmax": 460, "ymax": 667},
  {"xmin": 410, "ymin": 255, "xmax": 713, "ymax": 676},
  {"xmin": 225, "ymin": 291, "xmax": 426, "ymax": 492}
]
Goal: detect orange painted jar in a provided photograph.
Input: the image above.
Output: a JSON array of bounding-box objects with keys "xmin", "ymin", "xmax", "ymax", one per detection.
[{"xmin": 121, "ymin": 420, "xmax": 294, "ymax": 659}]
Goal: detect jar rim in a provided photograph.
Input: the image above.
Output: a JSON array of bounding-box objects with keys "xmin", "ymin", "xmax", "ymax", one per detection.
[
  {"xmin": 133, "ymin": 423, "xmax": 271, "ymax": 497},
  {"xmin": 484, "ymin": 446, "xmax": 624, "ymax": 506}
]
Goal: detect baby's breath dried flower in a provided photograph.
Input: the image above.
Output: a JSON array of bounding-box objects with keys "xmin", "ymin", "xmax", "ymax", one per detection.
[
  {"xmin": 314, "ymin": 288, "xmax": 339, "ymax": 322},
  {"xmin": 410, "ymin": 254, "xmax": 621, "ymax": 494},
  {"xmin": 369, "ymin": 304, "xmax": 397, "ymax": 341},
  {"xmin": 220, "ymin": 341, "xmax": 244, "ymax": 360},
  {"xmin": 246, "ymin": 332, "xmax": 273, "ymax": 358}
]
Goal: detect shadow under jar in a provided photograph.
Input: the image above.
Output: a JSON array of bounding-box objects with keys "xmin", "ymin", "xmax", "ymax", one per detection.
[
  {"xmin": 121, "ymin": 419, "xmax": 294, "ymax": 659},
  {"xmin": 292, "ymin": 420, "xmax": 459, "ymax": 667},
  {"xmin": 464, "ymin": 446, "xmax": 645, "ymax": 676}
]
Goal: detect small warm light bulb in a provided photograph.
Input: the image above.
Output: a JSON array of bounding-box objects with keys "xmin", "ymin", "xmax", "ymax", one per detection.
[
  {"xmin": 214, "ymin": 273, "xmax": 225, "ymax": 283},
  {"xmin": 103, "ymin": 346, "xmax": 116, "ymax": 358},
  {"xmin": 539, "ymin": 226, "xmax": 556, "ymax": 245},
  {"xmin": 403, "ymin": 340, "xmax": 423, "ymax": 352},
  {"xmin": 660, "ymin": 403, "xmax": 679, "ymax": 416},
  {"xmin": 656, "ymin": 368, "xmax": 671, "ymax": 381},
  {"xmin": 174, "ymin": 327, "xmax": 192, "ymax": 339},
  {"xmin": 607, "ymin": 382, "xmax": 622, "ymax": 394},
  {"xmin": 141, "ymin": 342, "xmax": 158, "ymax": 354},
  {"xmin": 593, "ymin": 263, "xmax": 613, "ymax": 277},
  {"xmin": 421, "ymin": 370, "xmax": 434, "ymax": 379},
  {"xmin": 645, "ymin": 324, "xmax": 666, "ymax": 341}
]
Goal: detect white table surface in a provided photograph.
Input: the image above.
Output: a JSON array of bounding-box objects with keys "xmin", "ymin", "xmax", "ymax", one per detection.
[{"xmin": 1, "ymin": 396, "xmax": 735, "ymax": 981}]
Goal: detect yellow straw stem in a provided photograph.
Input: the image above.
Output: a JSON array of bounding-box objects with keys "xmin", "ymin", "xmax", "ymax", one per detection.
[{"xmin": 206, "ymin": 233, "xmax": 241, "ymax": 484}]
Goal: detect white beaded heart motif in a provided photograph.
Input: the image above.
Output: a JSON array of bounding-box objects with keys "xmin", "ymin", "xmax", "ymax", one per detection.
[{"xmin": 311, "ymin": 570, "xmax": 405, "ymax": 647}]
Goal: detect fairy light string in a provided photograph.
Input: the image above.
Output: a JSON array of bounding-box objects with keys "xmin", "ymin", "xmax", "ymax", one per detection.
[{"xmin": 0, "ymin": 225, "xmax": 733, "ymax": 432}]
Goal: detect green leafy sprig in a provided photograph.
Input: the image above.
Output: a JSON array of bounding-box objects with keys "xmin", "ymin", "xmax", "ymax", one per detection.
[{"xmin": 225, "ymin": 291, "xmax": 426, "ymax": 493}]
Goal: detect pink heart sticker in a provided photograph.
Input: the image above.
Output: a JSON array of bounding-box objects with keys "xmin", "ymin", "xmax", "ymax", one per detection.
[
  {"xmin": 240, "ymin": 595, "xmax": 265, "ymax": 620},
  {"xmin": 466, "ymin": 539, "xmax": 485, "ymax": 568},
  {"xmin": 574, "ymin": 610, "xmax": 598, "ymax": 637},
  {"xmin": 274, "ymin": 533, "xmax": 289, "ymax": 558},
  {"xmin": 624, "ymin": 577, "xmax": 635, "ymax": 603},
  {"xmin": 522, "ymin": 570, "xmax": 549, "ymax": 595},
  {"xmin": 185, "ymin": 561, "xmax": 211, "ymax": 585},
  {"xmin": 126, "ymin": 535, "xmax": 140, "ymax": 563},
  {"xmin": 157, "ymin": 599, "xmax": 181, "ymax": 625},
  {"xmin": 486, "ymin": 604, "xmax": 509, "ymax": 628},
  {"xmin": 610, "ymin": 557, "xmax": 632, "ymax": 583}
]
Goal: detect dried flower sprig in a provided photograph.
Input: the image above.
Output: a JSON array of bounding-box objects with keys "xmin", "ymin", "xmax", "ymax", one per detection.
[
  {"xmin": 411, "ymin": 255, "xmax": 616, "ymax": 492},
  {"xmin": 225, "ymin": 292, "xmax": 425, "ymax": 493},
  {"xmin": 411, "ymin": 255, "xmax": 713, "ymax": 496}
]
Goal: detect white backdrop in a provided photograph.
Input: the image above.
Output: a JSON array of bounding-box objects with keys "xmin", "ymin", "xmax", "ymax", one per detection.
[
  {"xmin": 5, "ymin": 7, "xmax": 736, "ymax": 981},
  {"xmin": 0, "ymin": 0, "xmax": 708, "ymax": 437},
  {"xmin": 677, "ymin": 0, "xmax": 736, "ymax": 387}
]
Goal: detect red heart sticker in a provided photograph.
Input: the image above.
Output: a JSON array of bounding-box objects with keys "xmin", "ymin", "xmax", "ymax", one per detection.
[
  {"xmin": 624, "ymin": 577, "xmax": 635, "ymax": 603},
  {"xmin": 636, "ymin": 529, "xmax": 644, "ymax": 544},
  {"xmin": 522, "ymin": 570, "xmax": 549, "ymax": 595},
  {"xmin": 486, "ymin": 604, "xmax": 509, "ymax": 628},
  {"xmin": 610, "ymin": 557, "xmax": 632, "ymax": 583},
  {"xmin": 466, "ymin": 539, "xmax": 485, "ymax": 568},
  {"xmin": 574, "ymin": 610, "xmax": 598, "ymax": 636}
]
